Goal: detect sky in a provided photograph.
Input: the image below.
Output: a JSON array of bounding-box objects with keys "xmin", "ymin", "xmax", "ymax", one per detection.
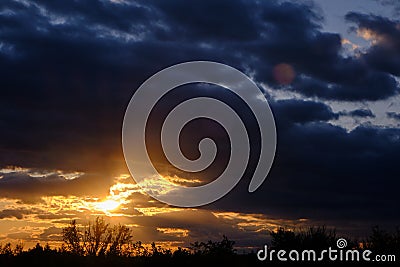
[{"xmin": 0, "ymin": 0, "xmax": 399, "ymax": 250}]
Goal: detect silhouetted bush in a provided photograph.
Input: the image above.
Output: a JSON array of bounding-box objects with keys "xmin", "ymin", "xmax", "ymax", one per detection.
[
  {"xmin": 190, "ymin": 235, "xmax": 236, "ymax": 257},
  {"xmin": 363, "ymin": 225, "xmax": 400, "ymax": 254},
  {"xmin": 270, "ymin": 226, "xmax": 341, "ymax": 250},
  {"xmin": 61, "ymin": 217, "xmax": 133, "ymax": 256}
]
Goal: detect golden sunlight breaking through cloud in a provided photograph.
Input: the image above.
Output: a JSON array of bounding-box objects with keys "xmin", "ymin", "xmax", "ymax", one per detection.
[
  {"xmin": 0, "ymin": 169, "xmax": 318, "ymax": 250},
  {"xmin": 164, "ymin": 175, "xmax": 203, "ymax": 186},
  {"xmin": 0, "ymin": 165, "xmax": 84, "ymax": 180},
  {"xmin": 341, "ymin": 38, "xmax": 359, "ymax": 51},
  {"xmin": 95, "ymin": 199, "xmax": 121, "ymax": 212},
  {"xmin": 157, "ymin": 227, "xmax": 189, "ymax": 237},
  {"xmin": 134, "ymin": 207, "xmax": 193, "ymax": 216},
  {"xmin": 356, "ymin": 28, "xmax": 387, "ymax": 46},
  {"xmin": 213, "ymin": 212, "xmax": 310, "ymax": 233}
]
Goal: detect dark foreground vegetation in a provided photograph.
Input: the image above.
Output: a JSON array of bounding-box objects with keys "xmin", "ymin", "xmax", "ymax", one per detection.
[{"xmin": 0, "ymin": 217, "xmax": 398, "ymax": 266}]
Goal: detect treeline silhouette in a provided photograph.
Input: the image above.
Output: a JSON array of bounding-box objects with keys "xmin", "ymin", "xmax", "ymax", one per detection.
[{"xmin": 0, "ymin": 217, "xmax": 398, "ymax": 266}]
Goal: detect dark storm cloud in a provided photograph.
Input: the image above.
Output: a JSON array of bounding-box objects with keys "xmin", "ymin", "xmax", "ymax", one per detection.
[
  {"xmin": 271, "ymin": 99, "xmax": 338, "ymax": 125},
  {"xmin": 0, "ymin": 0, "xmax": 399, "ymax": 235},
  {"xmin": 38, "ymin": 226, "xmax": 63, "ymax": 241},
  {"xmin": 145, "ymin": 0, "xmax": 261, "ymax": 42},
  {"xmin": 290, "ymin": 71, "xmax": 398, "ymax": 101},
  {"xmin": 26, "ymin": 0, "xmax": 153, "ymax": 33},
  {"xmin": 245, "ymin": 2, "xmax": 399, "ymax": 101},
  {"xmin": 387, "ymin": 111, "xmax": 400, "ymax": 120},
  {"xmin": 214, "ymin": 122, "xmax": 400, "ymax": 228},
  {"xmin": 0, "ymin": 1, "xmax": 155, "ymax": 171},
  {"xmin": 0, "ymin": 0, "xmax": 396, "ymax": 151},
  {"xmin": 0, "ymin": 209, "xmax": 30, "ymax": 219},
  {"xmin": 0, "ymin": 0, "xmax": 253, "ymax": 172},
  {"xmin": 339, "ymin": 108, "xmax": 375, "ymax": 118},
  {"xmin": 0, "ymin": 172, "xmax": 112, "ymax": 202}
]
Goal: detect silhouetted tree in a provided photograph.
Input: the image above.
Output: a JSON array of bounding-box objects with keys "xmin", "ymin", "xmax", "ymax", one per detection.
[
  {"xmin": 190, "ymin": 235, "xmax": 235, "ymax": 256},
  {"xmin": 364, "ymin": 225, "xmax": 400, "ymax": 255},
  {"xmin": 128, "ymin": 241, "xmax": 150, "ymax": 257},
  {"xmin": 62, "ymin": 219, "xmax": 83, "ymax": 255},
  {"xmin": 150, "ymin": 242, "xmax": 172, "ymax": 257},
  {"xmin": 270, "ymin": 227, "xmax": 300, "ymax": 250},
  {"xmin": 172, "ymin": 247, "xmax": 191, "ymax": 258},
  {"xmin": 270, "ymin": 226, "xmax": 338, "ymax": 250},
  {"xmin": 62, "ymin": 217, "xmax": 133, "ymax": 256},
  {"xmin": 83, "ymin": 217, "xmax": 109, "ymax": 256},
  {"xmin": 108, "ymin": 224, "xmax": 132, "ymax": 256},
  {"xmin": 301, "ymin": 226, "xmax": 337, "ymax": 249},
  {"xmin": 13, "ymin": 243, "xmax": 23, "ymax": 256},
  {"xmin": 29, "ymin": 243, "xmax": 44, "ymax": 254},
  {"xmin": 0, "ymin": 243, "xmax": 12, "ymax": 256}
]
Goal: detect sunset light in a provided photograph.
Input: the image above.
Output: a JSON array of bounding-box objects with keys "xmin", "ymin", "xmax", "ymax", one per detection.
[{"xmin": 95, "ymin": 199, "xmax": 121, "ymax": 212}]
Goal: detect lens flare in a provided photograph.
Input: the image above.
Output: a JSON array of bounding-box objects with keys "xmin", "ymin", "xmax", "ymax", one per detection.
[{"xmin": 273, "ymin": 63, "xmax": 295, "ymax": 85}]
